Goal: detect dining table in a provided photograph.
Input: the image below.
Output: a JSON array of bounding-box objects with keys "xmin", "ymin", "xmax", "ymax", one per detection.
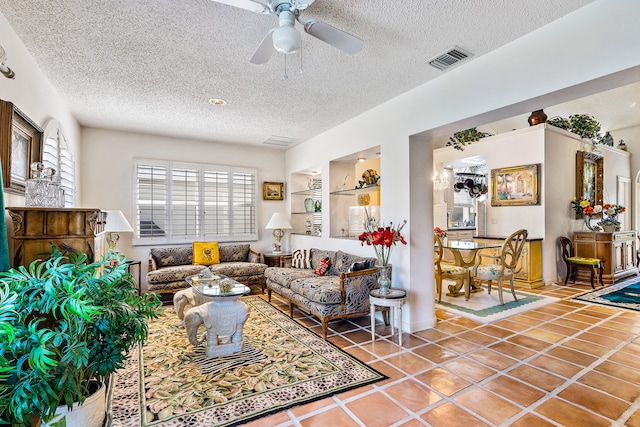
[{"xmin": 439, "ymin": 239, "xmax": 503, "ymax": 297}]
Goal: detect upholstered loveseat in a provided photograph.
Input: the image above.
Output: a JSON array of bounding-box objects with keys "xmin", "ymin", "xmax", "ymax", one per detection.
[
  {"xmin": 147, "ymin": 243, "xmax": 267, "ymax": 300},
  {"xmin": 265, "ymin": 248, "xmax": 382, "ymax": 339}
]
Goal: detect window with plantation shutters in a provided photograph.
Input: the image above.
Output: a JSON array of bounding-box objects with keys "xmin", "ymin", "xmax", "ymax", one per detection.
[
  {"xmin": 42, "ymin": 130, "xmax": 75, "ymax": 207},
  {"xmin": 133, "ymin": 159, "xmax": 257, "ymax": 244}
]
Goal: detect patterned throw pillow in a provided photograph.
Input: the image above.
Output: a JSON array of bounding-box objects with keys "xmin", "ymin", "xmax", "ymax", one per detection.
[
  {"xmin": 314, "ymin": 257, "xmax": 331, "ymax": 276},
  {"xmin": 192, "ymin": 241, "xmax": 220, "ymax": 266},
  {"xmin": 291, "ymin": 249, "xmax": 311, "ymax": 269}
]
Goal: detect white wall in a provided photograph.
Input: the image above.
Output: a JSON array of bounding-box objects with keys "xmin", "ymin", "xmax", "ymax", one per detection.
[
  {"xmin": 79, "ymin": 127, "xmax": 287, "ymax": 281},
  {"xmin": 286, "ymin": 0, "xmax": 640, "ymax": 333},
  {"xmin": 0, "ymin": 10, "xmax": 80, "ymax": 207}
]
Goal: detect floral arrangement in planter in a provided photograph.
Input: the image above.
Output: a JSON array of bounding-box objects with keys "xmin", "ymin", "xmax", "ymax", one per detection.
[
  {"xmin": 597, "ymin": 203, "xmax": 625, "ymax": 231},
  {"xmin": 434, "ymin": 227, "xmax": 447, "ymax": 238},
  {"xmin": 358, "ymin": 209, "xmax": 407, "ymax": 266},
  {"xmin": 570, "ymin": 197, "xmax": 601, "ymax": 216}
]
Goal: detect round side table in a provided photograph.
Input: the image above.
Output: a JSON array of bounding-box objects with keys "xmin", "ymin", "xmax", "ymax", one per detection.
[{"xmin": 370, "ymin": 288, "xmax": 407, "ymax": 346}]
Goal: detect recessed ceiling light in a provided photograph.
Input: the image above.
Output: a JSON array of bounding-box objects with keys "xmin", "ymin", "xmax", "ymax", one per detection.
[
  {"xmin": 209, "ymin": 98, "xmax": 227, "ymax": 105},
  {"xmin": 357, "ymin": 157, "xmax": 366, "ymax": 162}
]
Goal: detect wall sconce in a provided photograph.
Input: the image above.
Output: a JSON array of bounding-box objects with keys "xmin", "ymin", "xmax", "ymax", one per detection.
[{"xmin": 0, "ymin": 45, "xmax": 15, "ymax": 79}]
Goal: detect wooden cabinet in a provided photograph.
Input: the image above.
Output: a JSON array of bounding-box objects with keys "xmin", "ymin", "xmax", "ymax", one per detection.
[
  {"xmin": 447, "ymin": 229, "xmax": 475, "ymax": 242},
  {"xmin": 574, "ymin": 231, "xmax": 638, "ymax": 284},
  {"xmin": 6, "ymin": 207, "xmax": 104, "ymax": 268},
  {"xmin": 473, "ymin": 236, "xmax": 544, "ymax": 289}
]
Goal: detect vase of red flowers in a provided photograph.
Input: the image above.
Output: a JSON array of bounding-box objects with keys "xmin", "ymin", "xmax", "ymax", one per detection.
[{"xmin": 358, "ymin": 208, "xmax": 407, "ymax": 294}]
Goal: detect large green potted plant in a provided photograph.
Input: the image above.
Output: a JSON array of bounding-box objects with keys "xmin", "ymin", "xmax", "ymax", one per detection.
[
  {"xmin": 547, "ymin": 114, "xmax": 602, "ymax": 142},
  {"xmin": 0, "ymin": 246, "xmax": 162, "ymax": 427}
]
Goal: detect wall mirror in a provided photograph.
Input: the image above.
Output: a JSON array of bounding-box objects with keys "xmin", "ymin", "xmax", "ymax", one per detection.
[{"xmin": 575, "ymin": 151, "xmax": 603, "ymax": 218}]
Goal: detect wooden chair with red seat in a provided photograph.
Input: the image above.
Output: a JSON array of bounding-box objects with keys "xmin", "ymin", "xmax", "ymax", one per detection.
[{"xmin": 559, "ymin": 236, "xmax": 604, "ymax": 289}]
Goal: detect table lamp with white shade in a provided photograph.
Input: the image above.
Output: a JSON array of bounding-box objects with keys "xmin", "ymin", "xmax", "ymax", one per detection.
[
  {"xmin": 103, "ymin": 210, "xmax": 134, "ymax": 255},
  {"xmin": 265, "ymin": 212, "xmax": 292, "ymax": 254}
]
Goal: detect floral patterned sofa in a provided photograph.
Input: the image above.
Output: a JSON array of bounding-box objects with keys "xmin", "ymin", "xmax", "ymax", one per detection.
[
  {"xmin": 265, "ymin": 248, "xmax": 382, "ymax": 339},
  {"xmin": 147, "ymin": 244, "xmax": 267, "ymax": 301}
]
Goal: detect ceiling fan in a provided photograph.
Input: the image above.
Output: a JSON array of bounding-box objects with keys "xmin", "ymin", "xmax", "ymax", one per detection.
[{"xmin": 212, "ymin": 0, "xmax": 364, "ymax": 64}]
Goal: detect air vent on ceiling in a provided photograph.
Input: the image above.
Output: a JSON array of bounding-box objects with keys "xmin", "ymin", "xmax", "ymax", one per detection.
[
  {"xmin": 428, "ymin": 46, "xmax": 473, "ymax": 71},
  {"xmin": 262, "ymin": 135, "xmax": 299, "ymax": 147}
]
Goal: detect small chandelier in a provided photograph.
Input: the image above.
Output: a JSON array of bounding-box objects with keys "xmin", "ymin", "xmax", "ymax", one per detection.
[{"xmin": 433, "ymin": 172, "xmax": 449, "ymax": 191}]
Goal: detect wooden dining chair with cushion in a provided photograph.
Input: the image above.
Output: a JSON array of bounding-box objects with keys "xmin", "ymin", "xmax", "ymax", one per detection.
[
  {"xmin": 559, "ymin": 236, "xmax": 603, "ymax": 289},
  {"xmin": 472, "ymin": 229, "xmax": 528, "ymax": 305},
  {"xmin": 434, "ymin": 234, "xmax": 471, "ymax": 302}
]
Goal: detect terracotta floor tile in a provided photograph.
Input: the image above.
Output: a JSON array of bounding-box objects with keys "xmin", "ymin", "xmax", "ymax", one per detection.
[
  {"xmin": 476, "ymin": 324, "xmax": 514, "ymax": 339},
  {"xmin": 454, "ymin": 387, "xmax": 521, "ymax": 425},
  {"xmin": 361, "ymin": 339, "xmax": 403, "ymax": 357},
  {"xmin": 523, "ymin": 328, "xmax": 565, "ymax": 343},
  {"xmin": 508, "ymin": 364, "xmax": 566, "ymax": 392},
  {"xmin": 609, "ymin": 350, "xmax": 640, "ymax": 370},
  {"xmin": 457, "ymin": 330, "xmax": 499, "ymax": 346},
  {"xmin": 623, "ymin": 341, "xmax": 640, "ymax": 355},
  {"xmin": 535, "ymin": 398, "xmax": 610, "ymax": 427},
  {"xmin": 413, "ymin": 328, "xmax": 449, "ymax": 342},
  {"xmin": 342, "ymin": 328, "xmax": 376, "ymax": 344},
  {"xmin": 385, "ymin": 379, "xmax": 442, "ymax": 412},
  {"xmin": 390, "ymin": 333, "xmax": 428, "ymax": 349},
  {"xmin": 443, "ymin": 357, "xmax": 496, "ymax": 382},
  {"xmin": 421, "ymin": 402, "xmax": 491, "ymax": 427},
  {"xmin": 397, "ymin": 419, "xmax": 427, "ymax": 427},
  {"xmin": 545, "ymin": 345, "xmax": 598, "ymax": 367},
  {"xmin": 488, "ymin": 341, "xmax": 535, "ymax": 360},
  {"xmin": 576, "ymin": 330, "xmax": 624, "ymax": 348},
  {"xmin": 601, "ymin": 319, "xmax": 640, "ymax": 334},
  {"xmin": 492, "ymin": 319, "xmax": 531, "ymax": 332},
  {"xmin": 384, "ymin": 352, "xmax": 434, "ymax": 375},
  {"xmin": 345, "ymin": 391, "xmax": 408, "ymax": 427},
  {"xmin": 368, "ymin": 360, "xmax": 405, "ymax": 385},
  {"xmin": 289, "ymin": 397, "xmax": 334, "ymax": 417},
  {"xmin": 343, "ymin": 346, "xmax": 375, "ymax": 362},
  {"xmin": 327, "ymin": 335, "xmax": 354, "ymax": 348},
  {"xmin": 564, "ymin": 312, "xmax": 603, "ymax": 324},
  {"xmin": 595, "ymin": 360, "xmax": 640, "ymax": 383},
  {"xmin": 482, "ymin": 375, "xmax": 546, "ymax": 406},
  {"xmin": 519, "ymin": 310, "xmax": 556, "ymax": 321},
  {"xmin": 299, "ymin": 406, "xmax": 360, "ymax": 427},
  {"xmin": 508, "ymin": 314, "xmax": 544, "ymax": 326},
  {"xmin": 467, "ymin": 348, "xmax": 518, "ymax": 370},
  {"xmin": 509, "ymin": 413, "xmax": 557, "ymax": 427},
  {"xmin": 415, "ymin": 368, "xmax": 473, "ymax": 396},
  {"xmin": 436, "ymin": 336, "xmax": 480, "ymax": 354},
  {"xmin": 578, "ymin": 370, "xmax": 640, "ymax": 402},
  {"xmin": 450, "ymin": 316, "xmax": 483, "ymax": 329},
  {"xmin": 552, "ymin": 317, "xmax": 590, "ymax": 330},
  {"xmin": 589, "ymin": 325, "xmax": 635, "ymax": 341},
  {"xmin": 578, "ymin": 308, "xmax": 613, "ymax": 319},
  {"xmin": 412, "ymin": 343, "xmax": 459, "ymax": 363},
  {"xmin": 433, "ymin": 321, "xmax": 467, "ymax": 335},
  {"xmin": 528, "ymin": 354, "xmax": 583, "ymax": 378},
  {"xmin": 536, "ymin": 322, "xmax": 580, "ymax": 336},
  {"xmin": 562, "ymin": 338, "xmax": 610, "ymax": 357},
  {"xmin": 558, "ymin": 383, "xmax": 629, "ymax": 420},
  {"xmin": 625, "ymin": 408, "xmax": 640, "ymax": 427},
  {"xmin": 507, "ymin": 334, "xmax": 553, "ymax": 351}
]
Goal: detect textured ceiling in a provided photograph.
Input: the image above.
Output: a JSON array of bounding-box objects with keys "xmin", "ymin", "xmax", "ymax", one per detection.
[{"xmin": 0, "ymin": 0, "xmax": 614, "ymax": 147}]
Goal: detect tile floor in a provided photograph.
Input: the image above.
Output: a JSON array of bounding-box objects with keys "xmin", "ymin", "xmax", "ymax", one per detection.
[{"xmin": 244, "ymin": 282, "xmax": 640, "ymax": 427}]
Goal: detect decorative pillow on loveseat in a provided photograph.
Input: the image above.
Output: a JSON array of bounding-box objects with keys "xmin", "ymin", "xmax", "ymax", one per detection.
[
  {"xmin": 314, "ymin": 257, "xmax": 331, "ymax": 276},
  {"xmin": 291, "ymin": 249, "xmax": 311, "ymax": 269},
  {"xmin": 334, "ymin": 250, "xmax": 376, "ymax": 274},
  {"xmin": 192, "ymin": 241, "xmax": 220, "ymax": 266}
]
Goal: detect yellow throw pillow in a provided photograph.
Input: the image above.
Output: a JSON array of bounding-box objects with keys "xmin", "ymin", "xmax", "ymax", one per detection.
[{"xmin": 192, "ymin": 241, "xmax": 220, "ymax": 266}]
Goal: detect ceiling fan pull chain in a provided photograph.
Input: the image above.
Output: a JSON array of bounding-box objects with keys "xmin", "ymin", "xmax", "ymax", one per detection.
[{"xmin": 282, "ymin": 54, "xmax": 289, "ymax": 80}]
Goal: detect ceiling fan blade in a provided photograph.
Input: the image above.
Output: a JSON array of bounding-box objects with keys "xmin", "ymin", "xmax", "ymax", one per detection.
[
  {"xmin": 290, "ymin": 0, "xmax": 316, "ymax": 11},
  {"xmin": 210, "ymin": 0, "xmax": 269, "ymax": 14},
  {"xmin": 303, "ymin": 20, "xmax": 363, "ymax": 55},
  {"xmin": 250, "ymin": 30, "xmax": 276, "ymax": 64}
]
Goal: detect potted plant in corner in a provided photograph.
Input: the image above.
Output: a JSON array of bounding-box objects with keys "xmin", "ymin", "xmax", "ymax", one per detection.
[{"xmin": 0, "ymin": 246, "xmax": 162, "ymax": 427}]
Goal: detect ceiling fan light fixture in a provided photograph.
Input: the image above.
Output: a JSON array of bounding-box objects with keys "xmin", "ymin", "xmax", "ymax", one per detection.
[
  {"xmin": 272, "ymin": 25, "xmax": 300, "ymax": 53},
  {"xmin": 209, "ymin": 98, "xmax": 227, "ymax": 105}
]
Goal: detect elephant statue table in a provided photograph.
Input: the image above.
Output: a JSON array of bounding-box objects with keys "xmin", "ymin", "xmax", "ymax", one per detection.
[{"xmin": 182, "ymin": 275, "xmax": 251, "ymax": 357}]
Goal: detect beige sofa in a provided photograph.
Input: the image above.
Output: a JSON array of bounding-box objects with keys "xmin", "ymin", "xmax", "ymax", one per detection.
[
  {"xmin": 265, "ymin": 248, "xmax": 383, "ymax": 339},
  {"xmin": 147, "ymin": 243, "xmax": 267, "ymax": 301}
]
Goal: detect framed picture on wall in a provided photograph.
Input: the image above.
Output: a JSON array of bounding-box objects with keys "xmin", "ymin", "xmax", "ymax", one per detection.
[
  {"xmin": 263, "ymin": 182, "xmax": 284, "ymax": 200},
  {"xmin": 0, "ymin": 100, "xmax": 43, "ymax": 194},
  {"xmin": 490, "ymin": 163, "xmax": 540, "ymax": 206}
]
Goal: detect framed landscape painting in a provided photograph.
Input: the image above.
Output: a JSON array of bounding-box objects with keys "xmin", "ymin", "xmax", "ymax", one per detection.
[
  {"xmin": 491, "ymin": 163, "xmax": 540, "ymax": 206},
  {"xmin": 0, "ymin": 100, "xmax": 43, "ymax": 194},
  {"xmin": 263, "ymin": 182, "xmax": 284, "ymax": 200}
]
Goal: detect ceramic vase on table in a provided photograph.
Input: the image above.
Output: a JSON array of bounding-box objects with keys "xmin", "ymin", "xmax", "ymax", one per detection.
[
  {"xmin": 584, "ymin": 214, "xmax": 597, "ymax": 231},
  {"xmin": 377, "ymin": 265, "xmax": 391, "ymax": 295}
]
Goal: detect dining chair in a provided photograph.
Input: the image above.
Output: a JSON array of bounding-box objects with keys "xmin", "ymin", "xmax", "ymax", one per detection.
[
  {"xmin": 434, "ymin": 234, "xmax": 471, "ymax": 302},
  {"xmin": 472, "ymin": 229, "xmax": 528, "ymax": 305},
  {"xmin": 559, "ymin": 236, "xmax": 603, "ymax": 289}
]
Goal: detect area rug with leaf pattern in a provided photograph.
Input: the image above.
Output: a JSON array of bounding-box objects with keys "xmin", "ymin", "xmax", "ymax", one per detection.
[
  {"xmin": 574, "ymin": 276, "xmax": 640, "ymax": 311},
  {"xmin": 107, "ymin": 296, "xmax": 386, "ymax": 427},
  {"xmin": 435, "ymin": 283, "xmax": 559, "ymax": 323}
]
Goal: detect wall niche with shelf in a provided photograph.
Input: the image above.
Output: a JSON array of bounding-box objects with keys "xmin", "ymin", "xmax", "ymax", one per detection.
[
  {"xmin": 290, "ymin": 172, "xmax": 322, "ymax": 236},
  {"xmin": 329, "ymin": 148, "xmax": 380, "ymax": 239}
]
